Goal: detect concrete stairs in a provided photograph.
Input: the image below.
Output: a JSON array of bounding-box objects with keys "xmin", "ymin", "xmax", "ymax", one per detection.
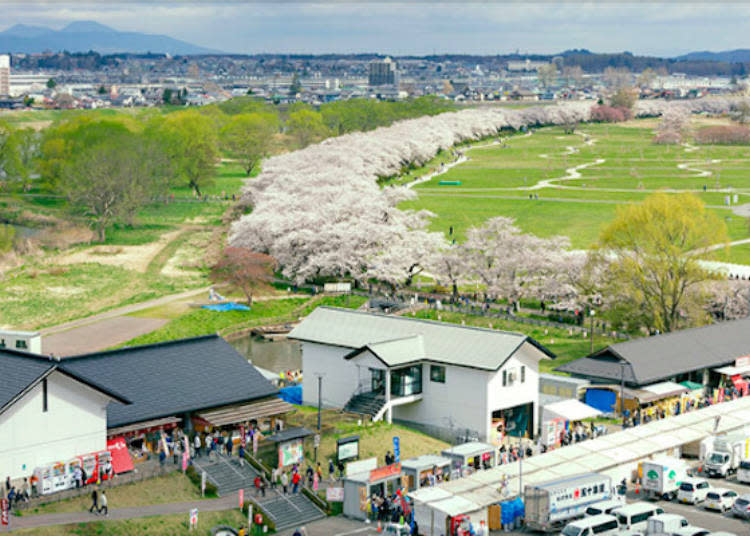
[
  {"xmin": 344, "ymin": 391, "xmax": 385, "ymax": 417},
  {"xmin": 193, "ymin": 455, "xmax": 326, "ymax": 531}
]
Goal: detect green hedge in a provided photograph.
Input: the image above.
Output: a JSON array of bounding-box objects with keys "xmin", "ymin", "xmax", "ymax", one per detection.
[{"xmin": 185, "ymin": 465, "xmax": 218, "ymax": 497}]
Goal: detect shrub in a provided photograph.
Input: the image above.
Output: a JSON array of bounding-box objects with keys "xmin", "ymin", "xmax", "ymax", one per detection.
[
  {"xmin": 590, "ymin": 105, "xmax": 632, "ymax": 123},
  {"xmin": 694, "ymin": 125, "xmax": 750, "ymax": 145}
]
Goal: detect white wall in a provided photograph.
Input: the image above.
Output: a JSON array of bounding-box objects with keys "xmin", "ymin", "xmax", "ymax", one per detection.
[
  {"xmin": 394, "ymin": 364, "xmax": 490, "ymax": 440},
  {"xmin": 486, "ymin": 341, "xmax": 545, "ymax": 440},
  {"xmin": 0, "ymin": 331, "xmax": 42, "ymax": 354},
  {"xmin": 302, "ymin": 342, "xmax": 386, "ymax": 407},
  {"xmin": 0, "ymin": 371, "xmax": 110, "ymax": 481}
]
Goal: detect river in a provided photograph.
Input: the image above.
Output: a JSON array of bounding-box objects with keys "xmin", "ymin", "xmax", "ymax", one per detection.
[{"xmin": 229, "ymin": 335, "xmax": 302, "ymax": 374}]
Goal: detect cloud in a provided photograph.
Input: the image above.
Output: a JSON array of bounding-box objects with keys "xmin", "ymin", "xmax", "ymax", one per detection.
[{"xmin": 3, "ymin": 2, "xmax": 750, "ymax": 56}]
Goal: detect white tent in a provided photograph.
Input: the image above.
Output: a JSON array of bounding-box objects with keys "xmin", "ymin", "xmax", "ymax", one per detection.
[{"xmin": 542, "ymin": 398, "xmax": 602, "ymax": 423}]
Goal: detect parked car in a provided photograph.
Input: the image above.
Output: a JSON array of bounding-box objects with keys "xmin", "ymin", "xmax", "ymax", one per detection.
[
  {"xmin": 709, "ymin": 532, "xmax": 737, "ymax": 536},
  {"xmin": 646, "ymin": 513, "xmax": 688, "ymax": 534},
  {"xmin": 671, "ymin": 527, "xmax": 710, "ymax": 536},
  {"xmin": 584, "ymin": 499, "xmax": 624, "ymax": 517},
  {"xmin": 704, "ymin": 488, "xmax": 738, "ymax": 512},
  {"xmin": 676, "ymin": 478, "xmax": 711, "ymax": 504},
  {"xmin": 730, "ymin": 493, "xmax": 750, "ymax": 519},
  {"xmin": 612, "ymin": 502, "xmax": 663, "ymax": 531},
  {"xmin": 560, "ymin": 514, "xmax": 619, "ymax": 536}
]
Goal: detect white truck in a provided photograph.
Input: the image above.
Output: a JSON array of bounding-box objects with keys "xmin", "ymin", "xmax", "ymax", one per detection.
[
  {"xmin": 737, "ymin": 459, "xmax": 750, "ymax": 484},
  {"xmin": 704, "ymin": 433, "xmax": 750, "ymax": 478},
  {"xmin": 646, "ymin": 513, "xmax": 689, "ymax": 534},
  {"xmin": 524, "ymin": 473, "xmax": 617, "ymax": 532},
  {"xmin": 640, "ymin": 457, "xmax": 690, "ymax": 501}
]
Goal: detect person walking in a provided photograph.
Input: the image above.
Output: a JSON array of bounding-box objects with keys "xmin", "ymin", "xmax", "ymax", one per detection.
[
  {"xmin": 89, "ymin": 488, "xmax": 99, "ymax": 514},
  {"xmin": 205, "ymin": 434, "xmax": 213, "ymax": 460},
  {"xmin": 98, "ymin": 490, "xmax": 108, "ymax": 516},
  {"xmin": 292, "ymin": 471, "xmax": 301, "ymax": 494},
  {"xmin": 254, "ymin": 475, "xmax": 261, "ymax": 497},
  {"xmin": 225, "ymin": 435, "xmax": 233, "ymax": 456},
  {"xmin": 194, "ymin": 434, "xmax": 202, "ymax": 458},
  {"xmin": 259, "ymin": 476, "xmax": 266, "ymax": 497},
  {"xmin": 281, "ymin": 471, "xmax": 289, "ymax": 495},
  {"xmin": 74, "ymin": 465, "xmax": 82, "ymax": 488},
  {"xmin": 328, "ymin": 459, "xmax": 335, "ymax": 482}
]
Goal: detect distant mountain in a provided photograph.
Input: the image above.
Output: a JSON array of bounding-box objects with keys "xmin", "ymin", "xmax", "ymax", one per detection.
[
  {"xmin": 676, "ymin": 50, "xmax": 750, "ymax": 63},
  {"xmin": 0, "ymin": 20, "xmax": 220, "ymax": 55}
]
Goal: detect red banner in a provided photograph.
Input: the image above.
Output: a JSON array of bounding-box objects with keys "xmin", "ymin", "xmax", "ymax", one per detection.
[
  {"xmin": 369, "ymin": 463, "xmax": 401, "ymax": 483},
  {"xmin": 1, "ymin": 498, "xmax": 8, "ymax": 526},
  {"xmin": 106, "ymin": 436, "xmax": 135, "ymax": 474}
]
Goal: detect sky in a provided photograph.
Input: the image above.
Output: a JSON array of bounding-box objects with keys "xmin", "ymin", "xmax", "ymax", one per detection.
[{"xmin": 3, "ymin": 2, "xmax": 750, "ymax": 57}]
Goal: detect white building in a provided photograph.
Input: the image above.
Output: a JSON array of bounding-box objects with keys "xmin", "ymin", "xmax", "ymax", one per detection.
[
  {"xmin": 0, "ymin": 329, "xmax": 42, "ymax": 354},
  {"xmin": 0, "ymin": 351, "xmax": 128, "ymax": 482},
  {"xmin": 0, "ymin": 54, "xmax": 9, "ymax": 96},
  {"xmin": 288, "ymin": 308, "xmax": 554, "ymax": 442}
]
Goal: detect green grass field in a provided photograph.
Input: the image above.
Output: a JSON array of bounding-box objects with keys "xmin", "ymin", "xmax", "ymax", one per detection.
[{"xmin": 403, "ymin": 118, "xmax": 750, "ymax": 251}]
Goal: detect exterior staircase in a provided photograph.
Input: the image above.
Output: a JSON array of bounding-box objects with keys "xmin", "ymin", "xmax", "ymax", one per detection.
[
  {"xmin": 344, "ymin": 391, "xmax": 386, "ymax": 417},
  {"xmin": 193, "ymin": 454, "xmax": 326, "ymax": 531}
]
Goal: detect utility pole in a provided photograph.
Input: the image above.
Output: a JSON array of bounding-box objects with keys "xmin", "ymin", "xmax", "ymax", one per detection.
[
  {"xmin": 620, "ymin": 361, "xmax": 626, "ymax": 429},
  {"xmin": 315, "ymin": 374, "xmax": 323, "ymax": 462}
]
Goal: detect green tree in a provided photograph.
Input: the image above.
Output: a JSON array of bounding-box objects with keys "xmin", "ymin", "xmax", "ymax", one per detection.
[
  {"xmin": 98, "ymin": 85, "xmax": 107, "ymax": 95},
  {"xmin": 592, "ymin": 193, "xmax": 727, "ymax": 333},
  {"xmin": 609, "ymin": 87, "xmax": 638, "ymax": 110},
  {"xmin": 220, "ymin": 112, "xmax": 279, "ymax": 175},
  {"xmin": 46, "ymin": 78, "xmax": 56, "ymax": 89},
  {"xmin": 62, "ymin": 131, "xmax": 160, "ymax": 242},
  {"xmin": 151, "ymin": 111, "xmax": 219, "ymax": 196},
  {"xmin": 289, "ymin": 73, "xmax": 302, "ymax": 96},
  {"xmin": 162, "ymin": 88, "xmax": 174, "ymax": 104},
  {"xmin": 285, "ymin": 109, "xmax": 329, "ymax": 148}
]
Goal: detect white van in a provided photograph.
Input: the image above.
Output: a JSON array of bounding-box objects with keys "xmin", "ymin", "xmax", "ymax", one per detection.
[
  {"xmin": 677, "ymin": 477, "xmax": 711, "ymax": 504},
  {"xmin": 560, "ymin": 514, "xmax": 619, "ymax": 536},
  {"xmin": 584, "ymin": 499, "xmax": 624, "ymax": 517},
  {"xmin": 612, "ymin": 502, "xmax": 664, "ymax": 531},
  {"xmin": 671, "ymin": 527, "xmax": 710, "ymax": 536},
  {"xmin": 646, "ymin": 513, "xmax": 688, "ymax": 534}
]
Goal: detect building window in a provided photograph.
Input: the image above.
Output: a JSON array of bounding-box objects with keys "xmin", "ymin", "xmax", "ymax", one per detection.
[
  {"xmin": 42, "ymin": 378, "xmax": 48, "ymax": 412},
  {"xmin": 502, "ymin": 370, "xmax": 507, "ymax": 387},
  {"xmin": 430, "ymin": 365, "xmax": 446, "ymax": 383},
  {"xmin": 391, "ymin": 365, "xmax": 422, "ymax": 397},
  {"xmin": 15, "ymin": 339, "xmax": 27, "ymax": 349},
  {"xmin": 521, "ymin": 366, "xmax": 526, "ymax": 383}
]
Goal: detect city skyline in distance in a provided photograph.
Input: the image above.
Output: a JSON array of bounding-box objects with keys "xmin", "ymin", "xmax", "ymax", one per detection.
[{"xmin": 2, "ymin": 2, "xmax": 750, "ymax": 58}]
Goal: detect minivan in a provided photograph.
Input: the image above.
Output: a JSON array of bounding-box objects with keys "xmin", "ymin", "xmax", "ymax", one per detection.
[
  {"xmin": 731, "ymin": 493, "xmax": 750, "ymax": 519},
  {"xmin": 612, "ymin": 502, "xmax": 664, "ymax": 531},
  {"xmin": 584, "ymin": 499, "xmax": 624, "ymax": 517},
  {"xmin": 560, "ymin": 514, "xmax": 619, "ymax": 536},
  {"xmin": 676, "ymin": 477, "xmax": 711, "ymax": 504}
]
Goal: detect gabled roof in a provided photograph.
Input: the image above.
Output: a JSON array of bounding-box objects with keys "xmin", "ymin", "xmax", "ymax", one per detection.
[
  {"xmin": 556, "ymin": 316, "xmax": 750, "ymax": 385},
  {"xmin": 290, "ymin": 308, "xmax": 555, "ymax": 371},
  {"xmin": 0, "ymin": 349, "xmax": 130, "ymax": 416},
  {"xmin": 345, "ymin": 335, "xmax": 426, "ymax": 367},
  {"xmin": 60, "ymin": 335, "xmax": 279, "ymax": 428}
]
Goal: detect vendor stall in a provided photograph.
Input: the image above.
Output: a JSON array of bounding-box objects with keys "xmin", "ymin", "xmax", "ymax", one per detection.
[
  {"xmin": 343, "ymin": 463, "xmax": 403, "ymax": 520},
  {"xmin": 714, "ymin": 357, "xmax": 750, "ymax": 397},
  {"xmin": 256, "ymin": 426, "xmax": 313, "ymax": 469},
  {"xmin": 540, "ymin": 399, "xmax": 602, "ymax": 447},
  {"xmin": 401, "ymin": 455, "xmax": 452, "ymax": 491},
  {"xmin": 441, "ymin": 442, "xmax": 497, "ymax": 476}
]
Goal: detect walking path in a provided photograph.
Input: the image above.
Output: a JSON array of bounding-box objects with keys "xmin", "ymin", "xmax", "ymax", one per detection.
[{"xmin": 8, "ymin": 495, "xmax": 237, "ymax": 532}]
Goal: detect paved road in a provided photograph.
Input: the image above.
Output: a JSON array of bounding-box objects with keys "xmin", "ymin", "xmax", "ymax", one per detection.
[{"xmin": 43, "ymin": 316, "xmax": 169, "ymax": 356}]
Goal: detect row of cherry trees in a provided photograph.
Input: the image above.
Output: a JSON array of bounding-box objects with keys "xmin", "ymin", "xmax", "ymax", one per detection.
[{"xmin": 229, "ymin": 98, "xmax": 750, "ymax": 303}]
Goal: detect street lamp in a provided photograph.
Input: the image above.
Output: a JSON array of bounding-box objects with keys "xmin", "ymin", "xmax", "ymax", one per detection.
[
  {"xmin": 620, "ymin": 361, "xmax": 626, "ymax": 429},
  {"xmin": 589, "ymin": 309, "xmax": 596, "ymax": 355}
]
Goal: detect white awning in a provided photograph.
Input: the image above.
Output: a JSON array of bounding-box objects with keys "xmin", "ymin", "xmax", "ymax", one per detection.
[
  {"xmin": 715, "ymin": 364, "xmax": 750, "ymax": 376},
  {"xmin": 542, "ymin": 398, "xmax": 602, "ymax": 422},
  {"xmin": 641, "ymin": 381, "xmax": 689, "ymax": 397},
  {"xmin": 429, "ymin": 496, "xmax": 480, "ymax": 517}
]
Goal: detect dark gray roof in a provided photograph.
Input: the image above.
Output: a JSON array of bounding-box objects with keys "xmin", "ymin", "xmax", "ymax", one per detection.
[
  {"xmin": 0, "ymin": 349, "xmax": 130, "ymax": 415},
  {"xmin": 556, "ymin": 316, "xmax": 750, "ymax": 385},
  {"xmin": 61, "ymin": 335, "xmax": 279, "ymax": 428},
  {"xmin": 265, "ymin": 426, "xmax": 314, "ymax": 444}
]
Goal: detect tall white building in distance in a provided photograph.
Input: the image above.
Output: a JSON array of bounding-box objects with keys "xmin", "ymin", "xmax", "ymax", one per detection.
[
  {"xmin": 368, "ymin": 56, "xmax": 398, "ymax": 87},
  {"xmin": 0, "ymin": 54, "xmax": 10, "ymax": 96}
]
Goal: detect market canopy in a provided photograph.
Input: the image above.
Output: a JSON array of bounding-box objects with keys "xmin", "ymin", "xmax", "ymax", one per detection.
[
  {"xmin": 198, "ymin": 397, "xmax": 293, "ymax": 427},
  {"xmin": 542, "ymin": 398, "xmax": 601, "ymax": 422},
  {"xmin": 106, "ymin": 416, "xmax": 181, "ymax": 437},
  {"xmin": 641, "ymin": 381, "xmax": 689, "ymax": 398}
]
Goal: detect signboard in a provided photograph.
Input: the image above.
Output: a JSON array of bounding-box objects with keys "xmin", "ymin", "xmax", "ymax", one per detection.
[
  {"xmin": 345, "ymin": 457, "xmax": 377, "ymax": 477},
  {"xmin": 239, "ymin": 488, "xmax": 244, "ymax": 509},
  {"xmin": 182, "ymin": 452, "xmax": 189, "ymax": 472},
  {"xmin": 201, "ymin": 471, "xmax": 207, "ymax": 497},
  {"xmin": 490, "ymin": 419, "xmax": 505, "ymax": 447},
  {"xmin": 314, "ymin": 434, "xmax": 321, "ymax": 448},
  {"xmin": 278, "ymin": 439, "xmax": 304, "ymax": 468},
  {"xmin": 337, "ymin": 435, "xmax": 360, "ymax": 462},
  {"xmin": 326, "ymin": 487, "xmax": 345, "ymax": 502},
  {"xmin": 359, "ymin": 485, "xmax": 368, "ymax": 511},
  {"xmin": 240, "ymin": 425, "xmax": 246, "ymax": 448},
  {"xmin": 106, "ymin": 436, "xmax": 135, "ymax": 474},
  {"xmin": 369, "ymin": 463, "xmax": 401, "ymax": 483},
  {"xmin": 253, "ymin": 431, "xmax": 259, "ymax": 456},
  {"xmin": 248, "ymin": 503, "xmax": 253, "ymax": 530},
  {"xmin": 324, "ymin": 282, "xmax": 351, "ymax": 293},
  {"xmin": 393, "ymin": 436, "xmax": 400, "ymax": 463},
  {"xmin": 1, "ymin": 498, "xmax": 8, "ymax": 526},
  {"xmin": 189, "ymin": 508, "xmax": 198, "ymax": 529}
]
